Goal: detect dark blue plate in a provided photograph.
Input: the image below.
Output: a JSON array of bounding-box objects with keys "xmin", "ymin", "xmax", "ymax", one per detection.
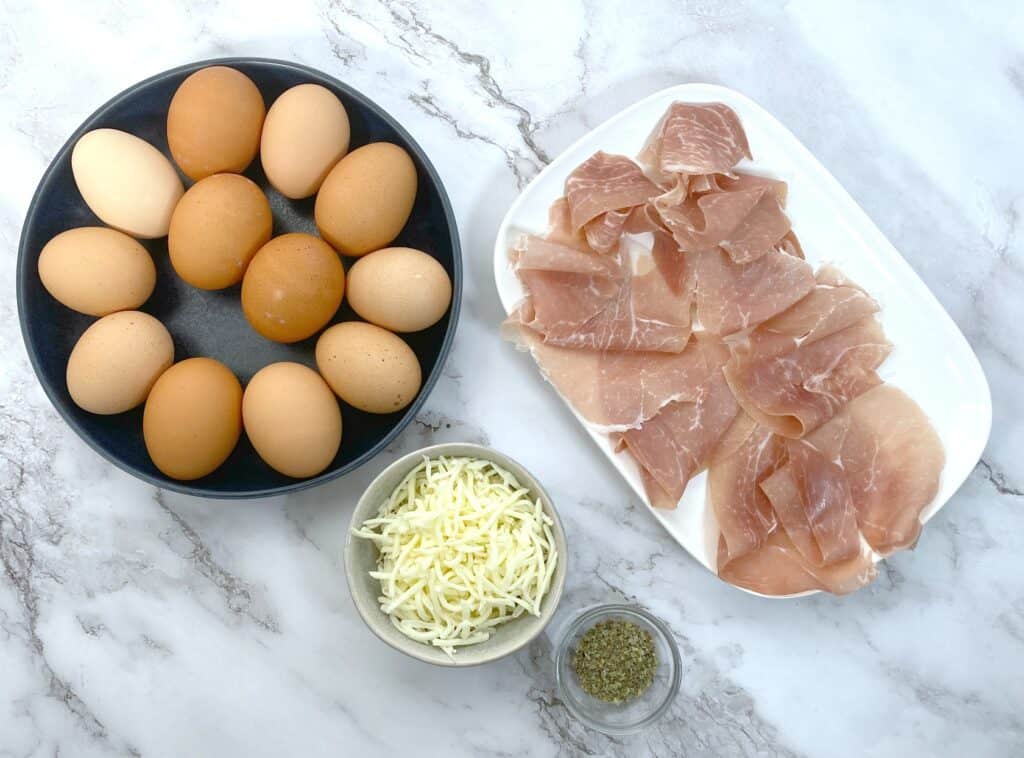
[{"xmin": 16, "ymin": 57, "xmax": 462, "ymax": 498}]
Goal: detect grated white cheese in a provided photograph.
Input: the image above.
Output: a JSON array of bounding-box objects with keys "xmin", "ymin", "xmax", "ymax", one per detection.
[{"xmin": 353, "ymin": 455, "xmax": 558, "ymax": 656}]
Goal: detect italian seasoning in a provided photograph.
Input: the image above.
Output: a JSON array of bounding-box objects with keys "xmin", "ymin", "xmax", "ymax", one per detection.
[{"xmin": 572, "ymin": 619, "xmax": 657, "ymax": 703}]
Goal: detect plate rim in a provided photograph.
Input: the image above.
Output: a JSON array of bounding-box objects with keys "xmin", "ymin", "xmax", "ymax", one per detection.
[
  {"xmin": 492, "ymin": 82, "xmax": 993, "ymax": 596},
  {"xmin": 16, "ymin": 56, "xmax": 463, "ymax": 500}
]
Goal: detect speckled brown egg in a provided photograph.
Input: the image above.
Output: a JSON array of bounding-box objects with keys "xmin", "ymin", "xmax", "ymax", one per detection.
[
  {"xmin": 143, "ymin": 357, "xmax": 242, "ymax": 481},
  {"xmin": 38, "ymin": 227, "xmax": 156, "ymax": 316},
  {"xmin": 166, "ymin": 66, "xmax": 265, "ymax": 181},
  {"xmin": 168, "ymin": 174, "xmax": 272, "ymax": 290},
  {"xmin": 346, "ymin": 247, "xmax": 452, "ymax": 332},
  {"xmin": 241, "ymin": 233, "xmax": 345, "ymax": 343},
  {"xmin": 315, "ymin": 321, "xmax": 421, "ymax": 414},
  {"xmin": 66, "ymin": 311, "xmax": 173, "ymax": 414},
  {"xmin": 314, "ymin": 142, "xmax": 417, "ymax": 256},
  {"xmin": 243, "ymin": 362, "xmax": 342, "ymax": 479}
]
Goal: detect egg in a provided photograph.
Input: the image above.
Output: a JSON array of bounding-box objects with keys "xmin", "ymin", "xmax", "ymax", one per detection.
[
  {"xmin": 66, "ymin": 311, "xmax": 173, "ymax": 414},
  {"xmin": 314, "ymin": 143, "xmax": 417, "ymax": 256},
  {"xmin": 346, "ymin": 247, "xmax": 452, "ymax": 332},
  {"xmin": 166, "ymin": 66, "xmax": 265, "ymax": 181},
  {"xmin": 168, "ymin": 174, "xmax": 272, "ymax": 290},
  {"xmin": 38, "ymin": 227, "xmax": 156, "ymax": 316},
  {"xmin": 143, "ymin": 357, "xmax": 242, "ymax": 480},
  {"xmin": 71, "ymin": 129, "xmax": 184, "ymax": 238},
  {"xmin": 241, "ymin": 233, "xmax": 345, "ymax": 343},
  {"xmin": 242, "ymin": 362, "xmax": 342, "ymax": 478},
  {"xmin": 316, "ymin": 322, "xmax": 421, "ymax": 414},
  {"xmin": 261, "ymin": 84, "xmax": 350, "ymax": 199}
]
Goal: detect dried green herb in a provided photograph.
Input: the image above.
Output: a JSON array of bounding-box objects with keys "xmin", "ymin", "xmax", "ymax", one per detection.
[{"xmin": 572, "ymin": 618, "xmax": 657, "ymax": 703}]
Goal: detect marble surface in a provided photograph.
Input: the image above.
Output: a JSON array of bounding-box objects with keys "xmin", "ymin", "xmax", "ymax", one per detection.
[{"xmin": 1, "ymin": 1, "xmax": 1022, "ymax": 755}]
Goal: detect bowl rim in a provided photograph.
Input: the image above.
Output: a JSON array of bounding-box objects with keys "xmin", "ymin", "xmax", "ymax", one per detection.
[
  {"xmin": 554, "ymin": 603, "xmax": 682, "ymax": 735},
  {"xmin": 344, "ymin": 442, "xmax": 568, "ymax": 667},
  {"xmin": 15, "ymin": 56, "xmax": 463, "ymax": 499}
]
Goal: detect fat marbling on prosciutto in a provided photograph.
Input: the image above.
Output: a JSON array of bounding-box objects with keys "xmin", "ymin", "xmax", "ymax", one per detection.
[{"xmin": 502, "ymin": 100, "xmax": 945, "ymax": 596}]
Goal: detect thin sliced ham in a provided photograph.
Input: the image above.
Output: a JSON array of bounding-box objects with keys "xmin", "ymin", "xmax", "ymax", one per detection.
[
  {"xmin": 761, "ymin": 440, "xmax": 860, "ymax": 565},
  {"xmin": 510, "ymin": 235, "xmax": 691, "ymax": 353},
  {"xmin": 619, "ymin": 347, "xmax": 738, "ymax": 509},
  {"xmin": 565, "ymin": 151, "xmax": 661, "ymax": 232},
  {"xmin": 804, "ymin": 384, "xmax": 945, "ymax": 555},
  {"xmin": 505, "ymin": 329, "xmax": 713, "ymax": 431},
  {"xmin": 707, "ymin": 413, "xmax": 784, "ymax": 562},
  {"xmin": 638, "ymin": 102, "xmax": 752, "ymax": 180},
  {"xmin": 583, "ymin": 207, "xmax": 631, "ymax": 254},
  {"xmin": 657, "ymin": 186, "xmax": 790, "ymax": 263},
  {"xmin": 724, "ymin": 316, "xmax": 892, "ymax": 438},
  {"xmin": 693, "ymin": 248, "xmax": 815, "ymax": 335},
  {"xmin": 545, "ymin": 197, "xmax": 591, "ymax": 251},
  {"xmin": 717, "ymin": 530, "xmax": 877, "ymax": 596},
  {"xmin": 626, "ymin": 204, "xmax": 692, "ymax": 295}
]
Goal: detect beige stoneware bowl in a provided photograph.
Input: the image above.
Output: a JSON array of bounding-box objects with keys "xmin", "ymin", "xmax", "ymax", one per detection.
[{"xmin": 344, "ymin": 442, "xmax": 568, "ymax": 666}]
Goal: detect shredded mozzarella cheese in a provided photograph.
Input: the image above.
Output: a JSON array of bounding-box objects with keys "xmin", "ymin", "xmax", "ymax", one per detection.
[{"xmin": 353, "ymin": 455, "xmax": 558, "ymax": 655}]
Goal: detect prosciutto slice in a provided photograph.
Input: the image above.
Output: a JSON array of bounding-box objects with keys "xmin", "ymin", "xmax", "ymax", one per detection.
[
  {"xmin": 804, "ymin": 384, "xmax": 945, "ymax": 555},
  {"xmin": 722, "ymin": 269, "xmax": 887, "ymax": 436},
  {"xmin": 625, "ymin": 204, "xmax": 692, "ymax": 295},
  {"xmin": 618, "ymin": 341, "xmax": 738, "ymax": 509},
  {"xmin": 707, "ymin": 413, "xmax": 784, "ymax": 563},
  {"xmin": 510, "ymin": 236, "xmax": 691, "ymax": 353},
  {"xmin": 717, "ymin": 530, "xmax": 877, "ymax": 596},
  {"xmin": 619, "ymin": 372, "xmax": 738, "ymax": 510},
  {"xmin": 506, "ymin": 329, "xmax": 713, "ymax": 431},
  {"xmin": 761, "ymin": 440, "xmax": 861, "ymax": 565},
  {"xmin": 583, "ymin": 207, "xmax": 632, "ymax": 254},
  {"xmin": 565, "ymin": 151, "xmax": 661, "ymax": 239},
  {"xmin": 657, "ymin": 187, "xmax": 791, "ymax": 263},
  {"xmin": 638, "ymin": 102, "xmax": 752, "ymax": 181},
  {"xmin": 693, "ymin": 248, "xmax": 815, "ymax": 335}
]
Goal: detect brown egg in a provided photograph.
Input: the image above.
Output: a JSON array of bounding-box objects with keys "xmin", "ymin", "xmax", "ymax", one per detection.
[
  {"xmin": 260, "ymin": 84, "xmax": 350, "ymax": 199},
  {"xmin": 66, "ymin": 311, "xmax": 173, "ymax": 414},
  {"xmin": 316, "ymin": 321, "xmax": 421, "ymax": 414},
  {"xmin": 346, "ymin": 247, "xmax": 452, "ymax": 332},
  {"xmin": 314, "ymin": 143, "xmax": 417, "ymax": 256},
  {"xmin": 168, "ymin": 174, "xmax": 272, "ymax": 289},
  {"xmin": 166, "ymin": 66, "xmax": 265, "ymax": 181},
  {"xmin": 241, "ymin": 233, "xmax": 345, "ymax": 343},
  {"xmin": 243, "ymin": 362, "xmax": 342, "ymax": 478},
  {"xmin": 39, "ymin": 227, "xmax": 156, "ymax": 316},
  {"xmin": 143, "ymin": 357, "xmax": 242, "ymax": 481}
]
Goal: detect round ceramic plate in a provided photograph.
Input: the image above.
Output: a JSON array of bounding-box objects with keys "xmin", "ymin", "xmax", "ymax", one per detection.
[{"xmin": 17, "ymin": 57, "xmax": 462, "ymax": 498}]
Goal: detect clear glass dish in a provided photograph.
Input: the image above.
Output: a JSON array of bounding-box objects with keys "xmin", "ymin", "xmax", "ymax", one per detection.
[{"xmin": 554, "ymin": 604, "xmax": 681, "ymax": 734}]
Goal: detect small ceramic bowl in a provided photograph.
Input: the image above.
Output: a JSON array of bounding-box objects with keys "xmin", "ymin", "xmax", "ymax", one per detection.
[
  {"xmin": 555, "ymin": 604, "xmax": 681, "ymax": 734},
  {"xmin": 344, "ymin": 442, "xmax": 568, "ymax": 667}
]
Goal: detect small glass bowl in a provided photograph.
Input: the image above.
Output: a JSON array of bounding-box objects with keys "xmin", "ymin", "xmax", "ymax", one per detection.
[{"xmin": 554, "ymin": 604, "xmax": 681, "ymax": 734}]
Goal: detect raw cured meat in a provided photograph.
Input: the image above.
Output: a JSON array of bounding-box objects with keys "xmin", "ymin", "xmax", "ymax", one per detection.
[
  {"xmin": 693, "ymin": 248, "xmax": 815, "ymax": 335},
  {"xmin": 707, "ymin": 413, "xmax": 783, "ymax": 563},
  {"xmin": 723, "ymin": 282, "xmax": 891, "ymax": 438},
  {"xmin": 762, "ymin": 440, "xmax": 860, "ymax": 565},
  {"xmin": 804, "ymin": 384, "xmax": 945, "ymax": 555},
  {"xmin": 505, "ymin": 328, "xmax": 715, "ymax": 431},
  {"xmin": 564, "ymin": 151, "xmax": 661, "ymax": 240},
  {"xmin": 583, "ymin": 207, "xmax": 631, "ymax": 254},
  {"xmin": 657, "ymin": 186, "xmax": 791, "ymax": 263},
  {"xmin": 638, "ymin": 102, "xmax": 752, "ymax": 180},
  {"xmin": 717, "ymin": 530, "xmax": 877, "ymax": 596},
  {"xmin": 500, "ymin": 100, "xmax": 946, "ymax": 597},
  {"xmin": 619, "ymin": 362, "xmax": 739, "ymax": 509},
  {"xmin": 510, "ymin": 235, "xmax": 691, "ymax": 353}
]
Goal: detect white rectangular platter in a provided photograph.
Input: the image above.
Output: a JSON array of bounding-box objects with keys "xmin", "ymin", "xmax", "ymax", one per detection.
[{"xmin": 493, "ymin": 83, "xmax": 992, "ymax": 595}]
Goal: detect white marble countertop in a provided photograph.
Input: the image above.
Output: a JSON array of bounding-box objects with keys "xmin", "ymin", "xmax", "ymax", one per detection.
[{"xmin": 2, "ymin": 2, "xmax": 1022, "ymax": 756}]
